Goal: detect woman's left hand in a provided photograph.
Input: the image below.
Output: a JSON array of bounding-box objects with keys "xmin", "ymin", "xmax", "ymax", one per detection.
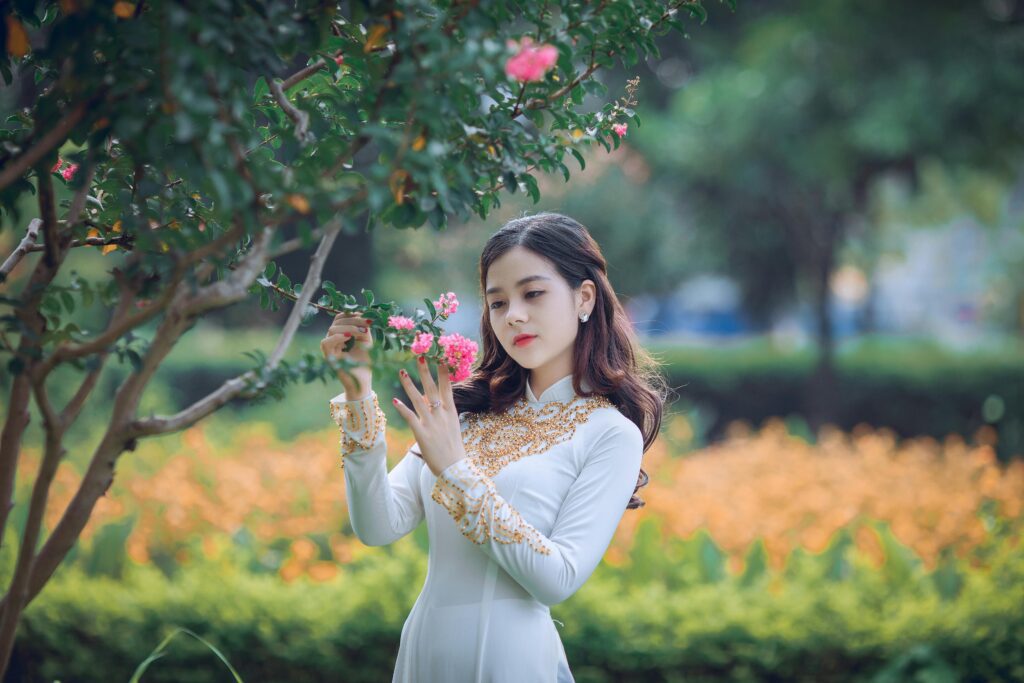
[{"xmin": 392, "ymin": 356, "xmax": 467, "ymax": 477}]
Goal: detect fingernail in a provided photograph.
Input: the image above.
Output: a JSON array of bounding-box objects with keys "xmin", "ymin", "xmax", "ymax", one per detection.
[
  {"xmin": 400, "ymin": 369, "xmax": 407, "ymax": 376},
  {"xmin": 392, "ymin": 398, "xmax": 398, "ymax": 405},
  {"xmin": 418, "ymin": 357, "xmax": 425, "ymax": 364},
  {"xmin": 344, "ymin": 333, "xmax": 351, "ymax": 337}
]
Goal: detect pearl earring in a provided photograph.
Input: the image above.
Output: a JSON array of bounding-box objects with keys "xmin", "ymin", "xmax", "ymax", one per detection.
[{"xmin": 579, "ymin": 312, "xmax": 589, "ymax": 323}]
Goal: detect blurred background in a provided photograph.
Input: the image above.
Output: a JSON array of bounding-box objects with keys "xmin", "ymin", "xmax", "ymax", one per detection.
[{"xmin": 2, "ymin": 0, "xmax": 1023, "ymax": 680}]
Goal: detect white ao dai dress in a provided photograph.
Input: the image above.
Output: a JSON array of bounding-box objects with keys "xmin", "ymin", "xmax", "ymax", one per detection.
[{"xmin": 328, "ymin": 373, "xmax": 644, "ymax": 682}]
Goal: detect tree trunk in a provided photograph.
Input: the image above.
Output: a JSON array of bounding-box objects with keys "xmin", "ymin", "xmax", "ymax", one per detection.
[{"xmin": 803, "ymin": 219, "xmax": 840, "ymax": 435}]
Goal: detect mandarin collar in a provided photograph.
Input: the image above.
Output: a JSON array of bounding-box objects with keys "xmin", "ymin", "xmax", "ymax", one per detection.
[{"xmin": 525, "ymin": 373, "xmax": 593, "ymax": 404}]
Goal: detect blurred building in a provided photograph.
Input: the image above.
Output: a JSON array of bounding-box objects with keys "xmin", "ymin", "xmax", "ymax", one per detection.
[{"xmin": 626, "ymin": 218, "xmax": 1020, "ymax": 348}]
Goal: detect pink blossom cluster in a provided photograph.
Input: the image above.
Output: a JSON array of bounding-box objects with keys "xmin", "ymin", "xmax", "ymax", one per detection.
[
  {"xmin": 505, "ymin": 37, "xmax": 558, "ymax": 83},
  {"xmin": 51, "ymin": 157, "xmax": 78, "ymax": 180},
  {"xmin": 433, "ymin": 291, "xmax": 459, "ymax": 318},
  {"xmin": 612, "ymin": 123, "xmax": 628, "ymax": 138},
  {"xmin": 388, "ymin": 315, "xmax": 416, "ymax": 330},
  {"xmin": 410, "ymin": 332, "xmax": 434, "ymax": 355},
  {"xmin": 438, "ymin": 333, "xmax": 478, "ymax": 383}
]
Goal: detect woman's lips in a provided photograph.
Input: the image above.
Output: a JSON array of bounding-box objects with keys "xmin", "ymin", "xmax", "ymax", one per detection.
[{"xmin": 514, "ymin": 335, "xmax": 537, "ymax": 347}]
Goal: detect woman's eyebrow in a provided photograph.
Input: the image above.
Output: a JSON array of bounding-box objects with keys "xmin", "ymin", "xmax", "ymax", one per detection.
[{"xmin": 485, "ymin": 275, "xmax": 551, "ymax": 296}]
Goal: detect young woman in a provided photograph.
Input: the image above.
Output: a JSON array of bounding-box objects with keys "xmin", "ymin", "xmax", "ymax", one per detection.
[{"xmin": 321, "ymin": 212, "xmax": 666, "ymax": 682}]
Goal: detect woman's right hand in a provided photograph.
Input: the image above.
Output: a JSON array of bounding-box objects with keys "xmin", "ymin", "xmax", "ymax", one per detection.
[{"xmin": 321, "ymin": 311, "xmax": 374, "ymax": 399}]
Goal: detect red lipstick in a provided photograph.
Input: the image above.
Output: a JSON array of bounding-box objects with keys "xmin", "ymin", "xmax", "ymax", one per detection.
[{"xmin": 513, "ymin": 334, "xmax": 537, "ymax": 347}]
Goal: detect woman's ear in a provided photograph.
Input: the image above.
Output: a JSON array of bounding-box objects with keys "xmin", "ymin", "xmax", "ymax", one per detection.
[{"xmin": 578, "ymin": 279, "xmax": 597, "ymax": 315}]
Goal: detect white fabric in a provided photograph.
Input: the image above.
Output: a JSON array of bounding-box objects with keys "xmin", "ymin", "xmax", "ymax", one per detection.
[{"xmin": 330, "ymin": 372, "xmax": 644, "ymax": 682}]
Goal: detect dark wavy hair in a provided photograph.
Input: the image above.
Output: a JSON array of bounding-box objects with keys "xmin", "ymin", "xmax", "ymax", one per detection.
[{"xmin": 451, "ymin": 212, "xmax": 668, "ymax": 510}]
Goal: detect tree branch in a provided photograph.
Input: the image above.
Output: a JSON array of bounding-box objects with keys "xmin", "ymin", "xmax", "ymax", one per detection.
[
  {"xmin": 280, "ymin": 54, "xmax": 335, "ymax": 91},
  {"xmin": 268, "ymin": 75, "xmax": 311, "ymax": 143},
  {"xmin": 0, "ymin": 165, "xmax": 74, "ymax": 549},
  {"xmin": 24, "ymin": 234, "xmax": 135, "ymax": 254},
  {"xmin": 58, "ymin": 352, "xmax": 110, "ymax": 429},
  {"xmin": 131, "ymin": 217, "xmax": 344, "ymax": 438},
  {"xmin": 0, "ymin": 219, "xmax": 42, "ymax": 281},
  {"xmin": 525, "ymin": 46, "xmax": 598, "ymax": 110},
  {"xmin": 0, "ymin": 153, "xmax": 93, "ymax": 657},
  {"xmin": 0, "ymin": 376, "xmax": 65, "ymax": 666},
  {"xmin": 185, "ymin": 226, "xmax": 276, "ymax": 315},
  {"xmin": 10, "ymin": 217, "xmax": 345, "ymax": 611},
  {"xmin": 269, "ymin": 228, "xmax": 324, "ymax": 260}
]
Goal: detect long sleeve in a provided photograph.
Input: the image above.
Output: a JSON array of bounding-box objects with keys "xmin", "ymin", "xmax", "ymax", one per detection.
[
  {"xmin": 330, "ymin": 389, "xmax": 426, "ymax": 547},
  {"xmin": 430, "ymin": 419, "xmax": 644, "ymax": 606}
]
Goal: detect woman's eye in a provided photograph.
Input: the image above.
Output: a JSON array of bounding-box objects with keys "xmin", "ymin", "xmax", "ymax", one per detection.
[{"xmin": 489, "ymin": 291, "xmax": 543, "ymax": 310}]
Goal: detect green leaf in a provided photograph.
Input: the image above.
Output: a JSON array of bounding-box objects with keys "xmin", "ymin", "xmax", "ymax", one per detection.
[
  {"xmin": 275, "ymin": 271, "xmax": 292, "ymax": 292},
  {"xmin": 252, "ymin": 76, "xmax": 268, "ymax": 101},
  {"xmin": 521, "ymin": 173, "xmax": 540, "ymax": 203},
  {"xmin": 570, "ymin": 148, "xmax": 586, "ymax": 171},
  {"xmin": 129, "ymin": 627, "xmax": 243, "ymax": 683},
  {"xmin": 126, "ymin": 350, "xmax": 143, "ymax": 373},
  {"xmin": 503, "ymin": 171, "xmax": 518, "ymax": 194},
  {"xmin": 683, "ymin": 2, "xmax": 708, "ymax": 24},
  {"xmin": 41, "ymin": 296, "xmax": 62, "ymax": 316}
]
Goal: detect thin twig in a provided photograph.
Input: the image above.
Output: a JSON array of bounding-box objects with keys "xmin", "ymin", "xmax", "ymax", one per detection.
[{"xmin": 268, "ymin": 76, "xmax": 311, "ymax": 142}]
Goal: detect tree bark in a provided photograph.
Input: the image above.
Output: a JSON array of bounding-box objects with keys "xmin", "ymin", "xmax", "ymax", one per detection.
[{"xmin": 803, "ymin": 217, "xmax": 840, "ymax": 434}]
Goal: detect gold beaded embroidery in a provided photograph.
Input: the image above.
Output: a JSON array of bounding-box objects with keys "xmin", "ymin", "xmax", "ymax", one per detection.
[
  {"xmin": 432, "ymin": 394, "xmax": 614, "ymax": 554},
  {"xmin": 461, "ymin": 395, "xmax": 615, "ymax": 477},
  {"xmin": 431, "ymin": 458, "xmax": 553, "ymax": 555},
  {"xmin": 329, "ymin": 393, "xmax": 387, "ymax": 469}
]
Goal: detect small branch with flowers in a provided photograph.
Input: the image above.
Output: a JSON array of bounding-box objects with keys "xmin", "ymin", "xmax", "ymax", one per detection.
[{"xmin": 258, "ymin": 274, "xmax": 478, "ymax": 383}]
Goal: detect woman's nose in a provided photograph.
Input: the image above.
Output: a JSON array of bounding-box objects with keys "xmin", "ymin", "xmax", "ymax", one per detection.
[{"xmin": 506, "ymin": 301, "xmax": 527, "ymax": 324}]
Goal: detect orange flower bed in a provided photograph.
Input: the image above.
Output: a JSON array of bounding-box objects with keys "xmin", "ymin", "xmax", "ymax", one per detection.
[
  {"xmin": 17, "ymin": 413, "xmax": 1023, "ymax": 581},
  {"xmin": 611, "ymin": 417, "xmax": 1022, "ymax": 572}
]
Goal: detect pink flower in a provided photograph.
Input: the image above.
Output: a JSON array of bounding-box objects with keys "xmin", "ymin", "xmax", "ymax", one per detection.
[
  {"xmin": 410, "ymin": 332, "xmax": 434, "ymax": 355},
  {"xmin": 612, "ymin": 123, "xmax": 628, "ymax": 138},
  {"xmin": 505, "ymin": 37, "xmax": 558, "ymax": 83},
  {"xmin": 334, "ymin": 53, "xmax": 344, "ymax": 66},
  {"xmin": 51, "ymin": 158, "xmax": 63, "ymax": 173},
  {"xmin": 433, "ymin": 291, "xmax": 459, "ymax": 318},
  {"xmin": 438, "ymin": 333, "xmax": 478, "ymax": 383},
  {"xmin": 61, "ymin": 163, "xmax": 79, "ymax": 180},
  {"xmin": 388, "ymin": 315, "xmax": 416, "ymax": 331}
]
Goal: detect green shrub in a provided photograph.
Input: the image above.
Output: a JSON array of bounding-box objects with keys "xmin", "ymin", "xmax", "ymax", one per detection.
[
  {"xmin": 650, "ymin": 337, "xmax": 1024, "ymax": 461},
  {"xmin": 12, "ymin": 520, "xmax": 1024, "ymax": 682}
]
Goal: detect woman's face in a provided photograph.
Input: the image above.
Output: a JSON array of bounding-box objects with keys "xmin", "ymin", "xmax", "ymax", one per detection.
[{"xmin": 484, "ymin": 246, "xmax": 594, "ymax": 378}]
